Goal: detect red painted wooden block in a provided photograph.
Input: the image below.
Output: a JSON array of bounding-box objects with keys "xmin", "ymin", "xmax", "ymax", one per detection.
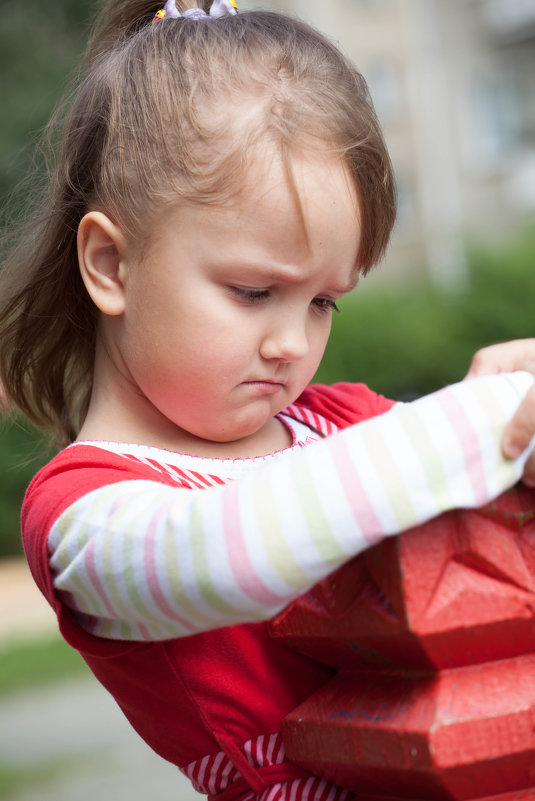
[{"xmin": 269, "ymin": 486, "xmax": 535, "ymax": 800}]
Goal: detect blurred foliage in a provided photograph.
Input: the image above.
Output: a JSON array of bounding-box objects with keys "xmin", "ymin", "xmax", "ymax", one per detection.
[
  {"xmin": 0, "ymin": 419, "xmax": 54, "ymax": 557},
  {"xmin": 0, "ymin": 0, "xmax": 96, "ymax": 213},
  {"xmin": 0, "ymin": 0, "xmax": 97, "ymax": 558}
]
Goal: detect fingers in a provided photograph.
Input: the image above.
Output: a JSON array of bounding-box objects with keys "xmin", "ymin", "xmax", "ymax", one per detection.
[
  {"xmin": 460, "ymin": 340, "xmax": 535, "ymax": 486},
  {"xmin": 503, "ymin": 385, "xmax": 535, "ymax": 487},
  {"xmin": 465, "ymin": 339, "xmax": 535, "ymax": 379},
  {"xmin": 521, "ymin": 455, "xmax": 535, "ymax": 488}
]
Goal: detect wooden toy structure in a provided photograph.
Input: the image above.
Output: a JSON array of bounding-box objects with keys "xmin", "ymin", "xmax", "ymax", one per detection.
[{"xmin": 270, "ymin": 485, "xmax": 535, "ymax": 800}]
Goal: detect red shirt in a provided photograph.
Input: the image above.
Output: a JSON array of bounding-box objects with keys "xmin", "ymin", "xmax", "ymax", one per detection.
[{"xmin": 22, "ymin": 382, "xmax": 394, "ymax": 796}]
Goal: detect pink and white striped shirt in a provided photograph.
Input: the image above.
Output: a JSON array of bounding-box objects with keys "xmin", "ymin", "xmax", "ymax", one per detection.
[{"xmin": 47, "ymin": 373, "xmax": 535, "ymax": 642}]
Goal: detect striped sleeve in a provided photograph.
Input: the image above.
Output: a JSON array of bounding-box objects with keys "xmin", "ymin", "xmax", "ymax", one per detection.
[{"xmin": 48, "ymin": 372, "xmax": 535, "ymax": 641}]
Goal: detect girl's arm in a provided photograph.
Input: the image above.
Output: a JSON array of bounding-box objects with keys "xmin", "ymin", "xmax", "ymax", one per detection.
[{"xmin": 46, "ymin": 372, "xmax": 534, "ymax": 641}]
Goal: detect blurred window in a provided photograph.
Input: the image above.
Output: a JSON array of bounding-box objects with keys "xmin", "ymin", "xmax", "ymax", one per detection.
[
  {"xmin": 469, "ymin": 70, "xmax": 516, "ymax": 168},
  {"xmin": 351, "ymin": 0, "xmax": 386, "ymax": 8},
  {"xmin": 483, "ymin": 0, "xmax": 535, "ymax": 35},
  {"xmin": 504, "ymin": 44, "xmax": 535, "ymax": 147},
  {"xmin": 393, "ymin": 174, "xmax": 416, "ymax": 232},
  {"xmin": 366, "ymin": 60, "xmax": 402, "ymax": 122}
]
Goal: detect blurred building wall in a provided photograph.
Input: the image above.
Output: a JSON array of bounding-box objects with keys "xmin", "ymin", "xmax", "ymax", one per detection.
[{"xmin": 244, "ymin": 0, "xmax": 535, "ymax": 286}]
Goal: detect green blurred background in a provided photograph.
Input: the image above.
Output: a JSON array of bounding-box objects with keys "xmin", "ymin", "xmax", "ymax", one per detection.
[
  {"xmin": 1, "ymin": 0, "xmax": 96, "ymax": 560},
  {"xmin": 1, "ymin": 0, "xmax": 534, "ymax": 559}
]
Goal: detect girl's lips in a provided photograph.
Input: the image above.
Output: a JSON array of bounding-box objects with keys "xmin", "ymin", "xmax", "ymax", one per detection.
[{"xmin": 242, "ymin": 380, "xmax": 285, "ymax": 395}]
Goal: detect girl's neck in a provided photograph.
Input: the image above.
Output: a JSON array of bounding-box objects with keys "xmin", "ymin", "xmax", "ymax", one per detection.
[{"xmin": 78, "ymin": 409, "xmax": 292, "ymax": 459}]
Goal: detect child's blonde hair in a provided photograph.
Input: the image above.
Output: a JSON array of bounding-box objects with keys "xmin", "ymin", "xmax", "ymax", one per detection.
[{"xmin": 0, "ymin": 0, "xmax": 396, "ymax": 445}]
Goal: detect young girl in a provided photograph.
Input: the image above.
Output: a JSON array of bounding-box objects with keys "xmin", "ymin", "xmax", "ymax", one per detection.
[{"xmin": 2, "ymin": 3, "xmax": 535, "ymax": 800}]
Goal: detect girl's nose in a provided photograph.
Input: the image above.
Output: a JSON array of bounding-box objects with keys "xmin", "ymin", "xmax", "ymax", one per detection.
[{"xmin": 260, "ymin": 316, "xmax": 309, "ymax": 363}]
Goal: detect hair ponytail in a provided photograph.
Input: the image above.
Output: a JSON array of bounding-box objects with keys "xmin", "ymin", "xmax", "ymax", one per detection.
[
  {"xmin": 86, "ymin": 0, "xmax": 212, "ymax": 66},
  {"xmin": 86, "ymin": 1, "xmax": 160, "ymax": 65}
]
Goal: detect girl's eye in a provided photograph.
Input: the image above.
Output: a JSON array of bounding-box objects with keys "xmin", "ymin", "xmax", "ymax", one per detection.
[
  {"xmin": 313, "ymin": 297, "xmax": 340, "ymax": 314},
  {"xmin": 228, "ymin": 287, "xmax": 270, "ymax": 304}
]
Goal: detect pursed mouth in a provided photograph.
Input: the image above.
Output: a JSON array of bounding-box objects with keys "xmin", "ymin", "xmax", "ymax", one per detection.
[
  {"xmin": 243, "ymin": 379, "xmax": 286, "ymax": 386},
  {"xmin": 242, "ymin": 380, "xmax": 286, "ymax": 392}
]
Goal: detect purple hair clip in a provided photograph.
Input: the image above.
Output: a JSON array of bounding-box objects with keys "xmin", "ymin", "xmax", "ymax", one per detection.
[{"xmin": 152, "ymin": 0, "xmax": 238, "ymax": 23}]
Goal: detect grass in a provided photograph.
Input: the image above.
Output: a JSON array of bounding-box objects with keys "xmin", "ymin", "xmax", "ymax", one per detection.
[
  {"xmin": 0, "ymin": 636, "xmax": 92, "ymax": 799},
  {"xmin": 0, "ymin": 634, "xmax": 90, "ymax": 699},
  {"xmin": 0, "ymin": 759, "xmax": 72, "ymax": 799}
]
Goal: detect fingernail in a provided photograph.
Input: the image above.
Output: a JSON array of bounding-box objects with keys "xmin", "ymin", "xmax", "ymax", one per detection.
[{"xmin": 504, "ymin": 441, "xmax": 522, "ymax": 459}]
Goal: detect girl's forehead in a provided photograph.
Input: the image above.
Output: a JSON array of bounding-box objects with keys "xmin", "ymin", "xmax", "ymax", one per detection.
[
  {"xmin": 152, "ymin": 148, "xmax": 362, "ymax": 283},
  {"xmin": 174, "ymin": 151, "xmax": 355, "ymax": 230},
  {"xmin": 233, "ymin": 146, "xmax": 359, "ymax": 219},
  {"xmin": 155, "ymin": 145, "xmax": 359, "ymax": 234},
  {"xmin": 242, "ymin": 149, "xmax": 360, "ymax": 251}
]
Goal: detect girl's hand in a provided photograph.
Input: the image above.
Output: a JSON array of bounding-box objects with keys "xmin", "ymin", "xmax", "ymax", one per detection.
[{"xmin": 466, "ymin": 339, "xmax": 535, "ymax": 487}]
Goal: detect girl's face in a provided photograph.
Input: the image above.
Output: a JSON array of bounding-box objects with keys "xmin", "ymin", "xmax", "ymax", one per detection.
[{"xmin": 96, "ymin": 150, "xmax": 362, "ymax": 456}]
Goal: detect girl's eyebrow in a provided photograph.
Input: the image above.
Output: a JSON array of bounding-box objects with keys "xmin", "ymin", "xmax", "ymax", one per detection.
[
  {"xmin": 340, "ymin": 275, "xmax": 360, "ymax": 294},
  {"xmin": 221, "ymin": 261, "xmax": 310, "ymax": 284},
  {"xmin": 218, "ymin": 261, "xmax": 360, "ymax": 294},
  {"xmin": 322, "ymin": 274, "xmax": 360, "ymax": 296}
]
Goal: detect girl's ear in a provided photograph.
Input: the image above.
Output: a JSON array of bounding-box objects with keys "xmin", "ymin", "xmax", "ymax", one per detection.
[{"xmin": 77, "ymin": 212, "xmax": 129, "ymax": 316}]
